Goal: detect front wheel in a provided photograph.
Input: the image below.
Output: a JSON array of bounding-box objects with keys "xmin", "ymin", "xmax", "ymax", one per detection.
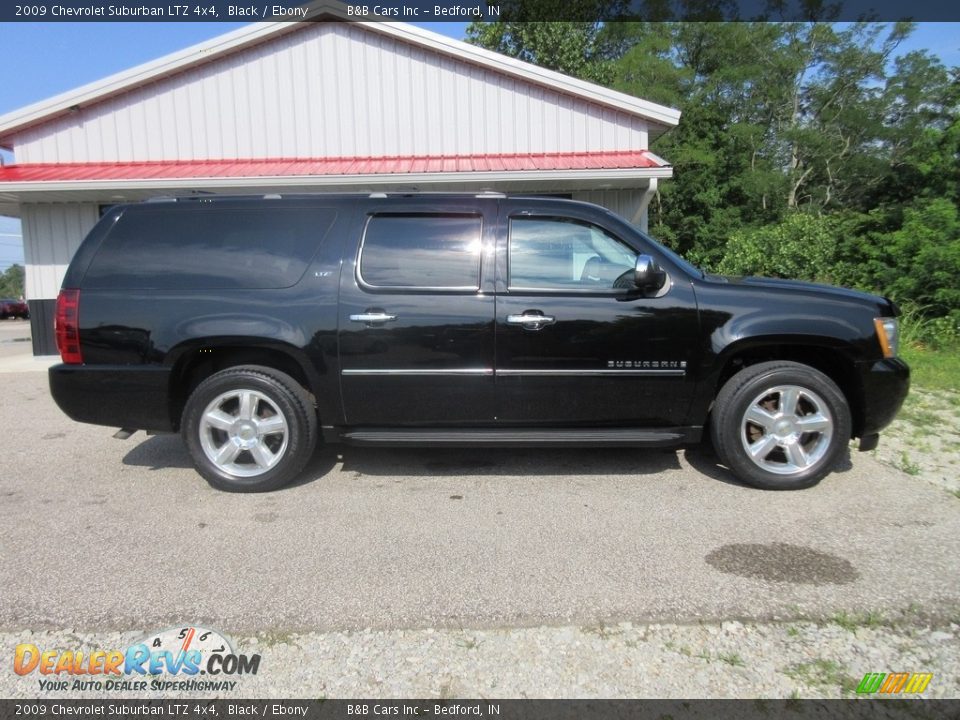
[
  {"xmin": 182, "ymin": 365, "xmax": 318, "ymax": 492},
  {"xmin": 710, "ymin": 361, "xmax": 851, "ymax": 490}
]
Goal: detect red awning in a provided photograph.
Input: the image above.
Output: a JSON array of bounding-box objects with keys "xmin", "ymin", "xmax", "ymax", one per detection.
[{"xmin": 0, "ymin": 150, "xmax": 667, "ymax": 183}]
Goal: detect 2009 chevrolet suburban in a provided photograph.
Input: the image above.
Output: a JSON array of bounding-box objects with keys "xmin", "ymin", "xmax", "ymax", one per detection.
[{"xmin": 48, "ymin": 194, "xmax": 909, "ymax": 492}]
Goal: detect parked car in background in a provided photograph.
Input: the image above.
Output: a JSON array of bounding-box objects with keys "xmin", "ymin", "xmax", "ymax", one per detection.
[{"xmin": 0, "ymin": 297, "xmax": 28, "ymax": 319}]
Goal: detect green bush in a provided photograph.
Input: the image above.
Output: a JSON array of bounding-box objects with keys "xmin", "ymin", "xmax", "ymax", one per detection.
[
  {"xmin": 715, "ymin": 213, "xmax": 838, "ymax": 282},
  {"xmin": 883, "ymin": 199, "xmax": 960, "ymax": 316},
  {"xmin": 713, "ymin": 200, "xmax": 960, "ymax": 345},
  {"xmin": 899, "ymin": 304, "xmax": 960, "ymax": 351},
  {"xmin": 832, "ymin": 199, "xmax": 960, "ymax": 316}
]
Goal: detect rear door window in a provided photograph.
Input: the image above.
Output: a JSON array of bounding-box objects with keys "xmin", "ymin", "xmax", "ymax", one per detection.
[
  {"xmin": 358, "ymin": 214, "xmax": 482, "ymax": 290},
  {"xmin": 84, "ymin": 205, "xmax": 335, "ymax": 289}
]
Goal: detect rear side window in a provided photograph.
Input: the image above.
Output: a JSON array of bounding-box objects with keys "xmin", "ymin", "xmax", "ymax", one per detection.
[
  {"xmin": 359, "ymin": 214, "xmax": 482, "ymax": 290},
  {"xmin": 83, "ymin": 205, "xmax": 336, "ymax": 289}
]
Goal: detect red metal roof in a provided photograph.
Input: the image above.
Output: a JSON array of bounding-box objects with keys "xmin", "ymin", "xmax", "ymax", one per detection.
[{"xmin": 0, "ymin": 150, "xmax": 667, "ymax": 183}]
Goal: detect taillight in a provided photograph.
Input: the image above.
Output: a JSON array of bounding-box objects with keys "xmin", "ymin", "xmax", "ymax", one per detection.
[{"xmin": 55, "ymin": 289, "xmax": 82, "ymax": 364}]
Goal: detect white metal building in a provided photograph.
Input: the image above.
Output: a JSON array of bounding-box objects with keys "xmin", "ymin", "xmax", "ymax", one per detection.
[{"xmin": 0, "ymin": 15, "xmax": 679, "ymax": 355}]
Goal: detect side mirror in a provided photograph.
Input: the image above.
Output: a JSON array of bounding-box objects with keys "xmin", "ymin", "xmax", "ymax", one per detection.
[{"xmin": 634, "ymin": 254, "xmax": 667, "ymax": 292}]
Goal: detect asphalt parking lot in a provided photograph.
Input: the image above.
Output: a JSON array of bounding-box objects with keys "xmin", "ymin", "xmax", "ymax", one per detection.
[
  {"xmin": 0, "ymin": 318, "xmax": 32, "ymax": 359},
  {"xmin": 2, "ymin": 339, "xmax": 959, "ymax": 636}
]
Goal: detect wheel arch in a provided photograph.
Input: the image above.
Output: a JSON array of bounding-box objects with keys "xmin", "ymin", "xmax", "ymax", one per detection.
[
  {"xmin": 708, "ymin": 337, "xmax": 864, "ymax": 439},
  {"xmin": 166, "ymin": 341, "xmax": 321, "ymax": 431}
]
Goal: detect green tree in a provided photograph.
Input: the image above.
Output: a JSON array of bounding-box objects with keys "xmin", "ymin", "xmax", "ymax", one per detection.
[
  {"xmin": 610, "ymin": 23, "xmax": 790, "ymax": 262},
  {"xmin": 871, "ymin": 52, "xmax": 959, "ymax": 208},
  {"xmin": 834, "ymin": 200, "xmax": 960, "ymax": 315},
  {"xmin": 0, "ymin": 264, "xmax": 24, "ymax": 298},
  {"xmin": 467, "ymin": 17, "xmax": 960, "ymax": 316},
  {"xmin": 466, "ymin": 1, "xmax": 623, "ymax": 83}
]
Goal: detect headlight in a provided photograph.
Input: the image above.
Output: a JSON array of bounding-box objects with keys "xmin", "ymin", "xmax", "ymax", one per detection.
[{"xmin": 874, "ymin": 317, "xmax": 899, "ymax": 358}]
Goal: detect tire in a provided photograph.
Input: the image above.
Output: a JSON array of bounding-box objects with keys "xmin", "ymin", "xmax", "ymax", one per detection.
[
  {"xmin": 710, "ymin": 361, "xmax": 851, "ymax": 490},
  {"xmin": 181, "ymin": 365, "xmax": 318, "ymax": 492}
]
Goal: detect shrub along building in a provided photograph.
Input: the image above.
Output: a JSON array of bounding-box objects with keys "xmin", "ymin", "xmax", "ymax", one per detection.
[{"xmin": 0, "ymin": 15, "xmax": 679, "ymax": 355}]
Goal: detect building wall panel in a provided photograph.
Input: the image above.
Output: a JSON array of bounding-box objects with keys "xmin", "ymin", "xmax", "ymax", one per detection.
[
  {"xmin": 21, "ymin": 203, "xmax": 99, "ymax": 300},
  {"xmin": 573, "ymin": 188, "xmax": 649, "ymax": 228},
  {"xmin": 12, "ymin": 23, "xmax": 650, "ymax": 164}
]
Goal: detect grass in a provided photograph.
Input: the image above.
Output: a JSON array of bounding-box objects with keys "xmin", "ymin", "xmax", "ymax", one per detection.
[
  {"xmin": 455, "ymin": 635, "xmax": 482, "ymax": 650},
  {"xmin": 897, "ymin": 401, "xmax": 940, "ymax": 428},
  {"xmin": 253, "ymin": 630, "xmax": 299, "ymax": 648},
  {"xmin": 901, "ymin": 343, "xmax": 960, "ymax": 393},
  {"xmin": 685, "ymin": 649, "xmax": 746, "ymax": 666},
  {"xmin": 829, "ymin": 610, "xmax": 885, "ymax": 633},
  {"xmin": 784, "ymin": 658, "xmax": 856, "ymax": 694},
  {"xmin": 581, "ymin": 624, "xmax": 621, "ymax": 640},
  {"xmin": 839, "ymin": 675, "xmax": 862, "ymax": 696},
  {"xmin": 718, "ymin": 652, "xmax": 745, "ymax": 667},
  {"xmin": 898, "ymin": 452, "xmax": 922, "ymax": 476}
]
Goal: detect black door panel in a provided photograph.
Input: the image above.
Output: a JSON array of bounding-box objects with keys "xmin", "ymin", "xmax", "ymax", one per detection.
[
  {"xmin": 495, "ymin": 206, "xmax": 701, "ymax": 426},
  {"xmin": 337, "ymin": 201, "xmax": 497, "ymax": 426},
  {"xmin": 495, "ymin": 291, "xmax": 700, "ymax": 425},
  {"xmin": 339, "ymin": 295, "xmax": 496, "ymax": 424}
]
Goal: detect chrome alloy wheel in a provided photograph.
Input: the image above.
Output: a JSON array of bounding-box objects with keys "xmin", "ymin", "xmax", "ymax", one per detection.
[
  {"xmin": 198, "ymin": 389, "xmax": 289, "ymax": 477},
  {"xmin": 739, "ymin": 385, "xmax": 834, "ymax": 476}
]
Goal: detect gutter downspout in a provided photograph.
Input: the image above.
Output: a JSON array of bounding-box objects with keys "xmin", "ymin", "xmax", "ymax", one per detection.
[{"xmin": 632, "ymin": 177, "xmax": 657, "ymax": 232}]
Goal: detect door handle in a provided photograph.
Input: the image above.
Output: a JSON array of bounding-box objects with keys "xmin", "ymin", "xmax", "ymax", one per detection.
[
  {"xmin": 506, "ymin": 312, "xmax": 556, "ymax": 330},
  {"xmin": 349, "ymin": 312, "xmax": 397, "ymax": 324}
]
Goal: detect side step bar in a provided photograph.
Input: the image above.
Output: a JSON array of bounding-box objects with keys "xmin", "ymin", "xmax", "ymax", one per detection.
[{"xmin": 339, "ymin": 427, "xmax": 700, "ymax": 448}]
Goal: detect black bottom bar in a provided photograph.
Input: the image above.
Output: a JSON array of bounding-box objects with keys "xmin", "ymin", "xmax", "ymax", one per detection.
[{"xmin": 0, "ymin": 699, "xmax": 957, "ymax": 720}]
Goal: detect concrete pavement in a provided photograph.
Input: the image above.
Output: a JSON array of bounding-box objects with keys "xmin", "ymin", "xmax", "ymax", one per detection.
[{"xmin": 1, "ymin": 364, "xmax": 958, "ymax": 635}]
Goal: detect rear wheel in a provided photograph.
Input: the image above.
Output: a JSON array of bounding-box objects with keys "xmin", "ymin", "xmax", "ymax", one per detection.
[
  {"xmin": 182, "ymin": 365, "xmax": 317, "ymax": 492},
  {"xmin": 710, "ymin": 361, "xmax": 851, "ymax": 490}
]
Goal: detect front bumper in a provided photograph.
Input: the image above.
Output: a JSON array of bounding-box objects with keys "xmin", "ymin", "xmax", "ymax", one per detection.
[
  {"xmin": 49, "ymin": 364, "xmax": 175, "ymax": 432},
  {"xmin": 856, "ymin": 357, "xmax": 910, "ymax": 437}
]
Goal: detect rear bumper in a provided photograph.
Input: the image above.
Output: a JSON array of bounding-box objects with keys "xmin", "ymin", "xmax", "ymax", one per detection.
[
  {"xmin": 856, "ymin": 357, "xmax": 910, "ymax": 437},
  {"xmin": 49, "ymin": 364, "xmax": 174, "ymax": 432}
]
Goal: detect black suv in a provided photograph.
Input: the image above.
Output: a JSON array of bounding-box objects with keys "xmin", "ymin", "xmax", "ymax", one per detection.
[{"xmin": 49, "ymin": 194, "xmax": 909, "ymax": 492}]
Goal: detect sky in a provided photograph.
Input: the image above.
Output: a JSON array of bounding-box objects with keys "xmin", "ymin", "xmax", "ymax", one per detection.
[{"xmin": 0, "ymin": 20, "xmax": 957, "ymax": 271}]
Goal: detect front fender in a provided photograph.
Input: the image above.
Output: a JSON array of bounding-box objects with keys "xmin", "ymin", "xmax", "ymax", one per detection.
[{"xmin": 686, "ymin": 297, "xmax": 878, "ymax": 428}]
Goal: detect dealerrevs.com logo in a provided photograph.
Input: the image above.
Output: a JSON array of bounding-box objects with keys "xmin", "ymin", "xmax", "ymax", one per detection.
[{"xmin": 14, "ymin": 626, "xmax": 260, "ymax": 692}]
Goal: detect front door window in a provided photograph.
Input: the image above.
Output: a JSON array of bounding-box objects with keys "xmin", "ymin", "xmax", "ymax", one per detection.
[{"xmin": 508, "ymin": 217, "xmax": 637, "ymax": 293}]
